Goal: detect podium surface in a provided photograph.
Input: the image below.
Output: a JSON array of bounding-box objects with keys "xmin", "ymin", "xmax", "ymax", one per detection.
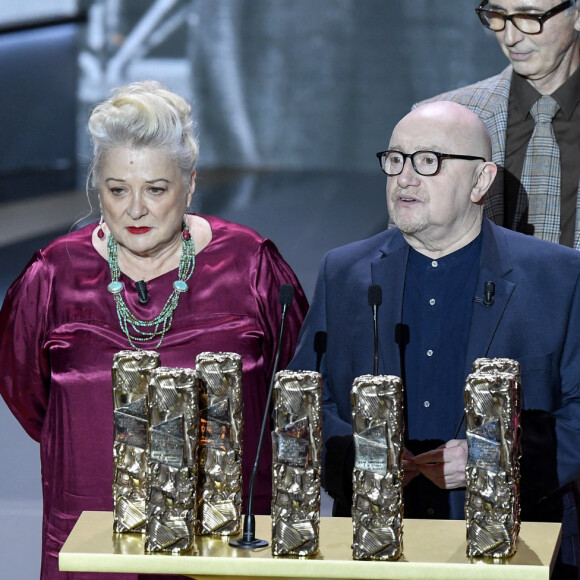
[{"xmin": 60, "ymin": 511, "xmax": 560, "ymax": 579}]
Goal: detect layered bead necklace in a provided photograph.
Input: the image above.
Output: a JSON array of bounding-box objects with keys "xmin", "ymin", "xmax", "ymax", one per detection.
[{"xmin": 107, "ymin": 223, "xmax": 195, "ymax": 349}]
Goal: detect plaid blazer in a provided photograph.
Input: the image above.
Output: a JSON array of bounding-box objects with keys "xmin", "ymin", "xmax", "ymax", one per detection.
[{"xmin": 417, "ymin": 66, "xmax": 580, "ymax": 250}]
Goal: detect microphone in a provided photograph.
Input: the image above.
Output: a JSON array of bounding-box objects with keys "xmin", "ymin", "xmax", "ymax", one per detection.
[
  {"xmin": 483, "ymin": 281, "xmax": 495, "ymax": 306},
  {"xmin": 229, "ymin": 284, "xmax": 294, "ymax": 549},
  {"xmin": 314, "ymin": 331, "xmax": 327, "ymax": 373},
  {"xmin": 135, "ymin": 280, "xmax": 149, "ymax": 304},
  {"xmin": 368, "ymin": 284, "xmax": 382, "ymax": 375}
]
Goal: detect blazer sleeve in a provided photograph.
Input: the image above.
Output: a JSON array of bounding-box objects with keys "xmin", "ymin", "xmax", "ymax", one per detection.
[
  {"xmin": 289, "ymin": 253, "xmax": 355, "ymax": 508},
  {"xmin": 289, "ymin": 252, "xmax": 352, "ymax": 440},
  {"xmin": 552, "ymin": 267, "xmax": 580, "ymax": 488}
]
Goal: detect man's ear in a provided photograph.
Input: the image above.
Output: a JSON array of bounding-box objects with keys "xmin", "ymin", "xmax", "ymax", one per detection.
[
  {"xmin": 471, "ymin": 162, "xmax": 497, "ymax": 204},
  {"xmin": 573, "ymin": 2, "xmax": 580, "ymax": 33}
]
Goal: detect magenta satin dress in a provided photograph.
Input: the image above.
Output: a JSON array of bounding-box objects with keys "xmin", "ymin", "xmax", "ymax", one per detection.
[{"xmin": 0, "ymin": 214, "xmax": 308, "ymax": 580}]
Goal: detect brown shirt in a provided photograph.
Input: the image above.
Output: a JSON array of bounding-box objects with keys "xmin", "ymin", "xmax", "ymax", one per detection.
[{"xmin": 505, "ymin": 66, "xmax": 580, "ymax": 247}]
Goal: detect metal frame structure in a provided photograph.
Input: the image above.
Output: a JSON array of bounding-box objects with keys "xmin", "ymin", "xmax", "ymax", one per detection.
[{"xmin": 79, "ymin": 0, "xmax": 196, "ymax": 103}]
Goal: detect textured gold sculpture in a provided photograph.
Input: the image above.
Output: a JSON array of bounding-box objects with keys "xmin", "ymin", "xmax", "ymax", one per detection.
[
  {"xmin": 145, "ymin": 366, "xmax": 198, "ymax": 552},
  {"xmin": 472, "ymin": 358, "xmax": 521, "ymax": 377},
  {"xmin": 465, "ymin": 358, "xmax": 521, "ymax": 558},
  {"xmin": 112, "ymin": 350, "xmax": 160, "ymax": 533},
  {"xmin": 351, "ymin": 374, "xmax": 404, "ymax": 560},
  {"xmin": 271, "ymin": 370, "xmax": 322, "ymax": 556},
  {"xmin": 195, "ymin": 352, "xmax": 243, "ymax": 535}
]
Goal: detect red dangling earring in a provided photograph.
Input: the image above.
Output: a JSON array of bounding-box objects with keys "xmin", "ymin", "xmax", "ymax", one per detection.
[
  {"xmin": 97, "ymin": 216, "xmax": 105, "ymax": 239},
  {"xmin": 182, "ymin": 217, "xmax": 191, "ymax": 240}
]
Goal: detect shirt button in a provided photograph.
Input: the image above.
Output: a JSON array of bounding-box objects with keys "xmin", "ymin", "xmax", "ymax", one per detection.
[
  {"xmin": 424, "ymin": 400, "xmax": 430, "ymax": 408},
  {"xmin": 429, "ymin": 298, "xmax": 436, "ymax": 306},
  {"xmin": 426, "ymin": 349, "xmax": 433, "ymax": 357},
  {"xmin": 431, "ymin": 260, "xmax": 438, "ymax": 267}
]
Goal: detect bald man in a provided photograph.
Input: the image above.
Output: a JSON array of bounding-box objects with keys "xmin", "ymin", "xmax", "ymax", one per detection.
[{"xmin": 290, "ymin": 101, "xmax": 580, "ymax": 576}]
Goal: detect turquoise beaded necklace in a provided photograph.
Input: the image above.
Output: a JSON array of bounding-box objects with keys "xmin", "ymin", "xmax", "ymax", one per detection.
[{"xmin": 106, "ymin": 223, "xmax": 195, "ymax": 349}]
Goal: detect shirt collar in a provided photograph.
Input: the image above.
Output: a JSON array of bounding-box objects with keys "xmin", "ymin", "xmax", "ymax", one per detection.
[
  {"xmin": 510, "ymin": 70, "xmax": 541, "ymax": 122},
  {"xmin": 407, "ymin": 230, "xmax": 483, "ymax": 268},
  {"xmin": 511, "ymin": 64, "xmax": 580, "ymax": 121},
  {"xmin": 552, "ymin": 63, "xmax": 580, "ymax": 120}
]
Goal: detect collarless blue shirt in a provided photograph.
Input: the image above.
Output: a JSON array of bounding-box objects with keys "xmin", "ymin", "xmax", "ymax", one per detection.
[{"xmin": 402, "ymin": 233, "xmax": 482, "ymax": 443}]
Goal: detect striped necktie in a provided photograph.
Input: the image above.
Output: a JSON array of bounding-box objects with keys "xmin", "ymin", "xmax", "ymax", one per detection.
[{"xmin": 516, "ymin": 95, "xmax": 561, "ymax": 243}]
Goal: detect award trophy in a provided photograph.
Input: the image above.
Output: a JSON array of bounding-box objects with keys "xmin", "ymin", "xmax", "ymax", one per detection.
[
  {"xmin": 195, "ymin": 352, "xmax": 243, "ymax": 535},
  {"xmin": 112, "ymin": 350, "xmax": 160, "ymax": 533},
  {"xmin": 145, "ymin": 366, "xmax": 198, "ymax": 552},
  {"xmin": 465, "ymin": 358, "xmax": 521, "ymax": 557},
  {"xmin": 351, "ymin": 374, "xmax": 404, "ymax": 560},
  {"xmin": 271, "ymin": 370, "xmax": 322, "ymax": 556}
]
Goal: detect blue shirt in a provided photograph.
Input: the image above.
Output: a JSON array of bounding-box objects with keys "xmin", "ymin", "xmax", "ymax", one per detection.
[{"xmin": 402, "ymin": 233, "xmax": 482, "ymax": 443}]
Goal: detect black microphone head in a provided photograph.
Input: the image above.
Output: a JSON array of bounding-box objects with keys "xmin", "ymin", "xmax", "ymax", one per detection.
[
  {"xmin": 314, "ymin": 331, "xmax": 327, "ymax": 355},
  {"xmin": 483, "ymin": 281, "xmax": 495, "ymax": 306},
  {"xmin": 368, "ymin": 284, "xmax": 382, "ymax": 307},
  {"xmin": 279, "ymin": 284, "xmax": 294, "ymax": 306}
]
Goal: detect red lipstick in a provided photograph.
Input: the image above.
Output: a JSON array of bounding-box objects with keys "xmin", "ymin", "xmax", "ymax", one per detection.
[{"xmin": 127, "ymin": 226, "xmax": 152, "ymax": 235}]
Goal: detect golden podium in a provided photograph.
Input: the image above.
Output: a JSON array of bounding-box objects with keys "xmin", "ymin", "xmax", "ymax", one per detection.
[{"xmin": 60, "ymin": 511, "xmax": 560, "ymax": 579}]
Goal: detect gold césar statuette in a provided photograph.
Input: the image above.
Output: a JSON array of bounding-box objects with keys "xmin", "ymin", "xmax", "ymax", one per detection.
[
  {"xmin": 195, "ymin": 352, "xmax": 243, "ymax": 535},
  {"xmin": 465, "ymin": 357, "xmax": 521, "ymax": 558},
  {"xmin": 271, "ymin": 370, "xmax": 322, "ymax": 556},
  {"xmin": 145, "ymin": 366, "xmax": 198, "ymax": 552},
  {"xmin": 351, "ymin": 374, "xmax": 404, "ymax": 560},
  {"xmin": 112, "ymin": 349, "xmax": 160, "ymax": 533}
]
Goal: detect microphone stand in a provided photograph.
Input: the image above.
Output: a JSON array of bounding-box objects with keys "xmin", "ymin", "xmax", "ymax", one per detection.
[
  {"xmin": 368, "ymin": 285, "xmax": 382, "ymax": 375},
  {"xmin": 229, "ymin": 284, "xmax": 294, "ymax": 549}
]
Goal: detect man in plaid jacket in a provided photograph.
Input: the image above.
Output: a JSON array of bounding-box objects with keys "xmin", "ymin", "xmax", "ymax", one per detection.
[{"xmin": 417, "ymin": 0, "xmax": 580, "ymax": 249}]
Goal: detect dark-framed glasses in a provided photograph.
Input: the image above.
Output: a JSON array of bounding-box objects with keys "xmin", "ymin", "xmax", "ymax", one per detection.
[
  {"xmin": 376, "ymin": 150, "xmax": 487, "ymax": 177},
  {"xmin": 476, "ymin": 0, "xmax": 572, "ymax": 34}
]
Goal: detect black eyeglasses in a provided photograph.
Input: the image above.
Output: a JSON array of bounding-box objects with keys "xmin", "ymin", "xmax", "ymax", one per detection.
[
  {"xmin": 476, "ymin": 0, "xmax": 572, "ymax": 34},
  {"xmin": 376, "ymin": 150, "xmax": 487, "ymax": 177}
]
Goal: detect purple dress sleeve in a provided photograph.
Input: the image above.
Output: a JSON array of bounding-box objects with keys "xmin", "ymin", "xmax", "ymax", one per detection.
[
  {"xmin": 251, "ymin": 238, "xmax": 309, "ymax": 377},
  {"xmin": 0, "ymin": 251, "xmax": 52, "ymax": 442}
]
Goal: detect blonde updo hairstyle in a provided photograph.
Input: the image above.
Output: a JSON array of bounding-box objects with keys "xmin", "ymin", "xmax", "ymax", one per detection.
[{"xmin": 87, "ymin": 80, "xmax": 199, "ymax": 196}]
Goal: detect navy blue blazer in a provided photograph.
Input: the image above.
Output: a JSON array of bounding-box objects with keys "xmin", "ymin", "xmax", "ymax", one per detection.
[{"xmin": 290, "ymin": 218, "xmax": 580, "ymax": 565}]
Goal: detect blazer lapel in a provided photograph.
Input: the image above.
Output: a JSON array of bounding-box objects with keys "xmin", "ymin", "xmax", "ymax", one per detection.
[
  {"xmin": 465, "ymin": 272, "xmax": 515, "ymax": 375},
  {"xmin": 459, "ymin": 220, "xmax": 516, "ymax": 434},
  {"xmin": 370, "ymin": 232, "xmax": 409, "ymax": 378}
]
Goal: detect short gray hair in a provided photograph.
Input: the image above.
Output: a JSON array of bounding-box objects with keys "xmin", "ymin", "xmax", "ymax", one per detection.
[{"xmin": 87, "ymin": 80, "xmax": 199, "ymax": 194}]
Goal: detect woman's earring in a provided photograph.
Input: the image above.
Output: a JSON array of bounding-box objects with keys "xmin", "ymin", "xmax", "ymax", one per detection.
[
  {"xmin": 97, "ymin": 216, "xmax": 105, "ymax": 239},
  {"xmin": 182, "ymin": 216, "xmax": 191, "ymax": 240}
]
